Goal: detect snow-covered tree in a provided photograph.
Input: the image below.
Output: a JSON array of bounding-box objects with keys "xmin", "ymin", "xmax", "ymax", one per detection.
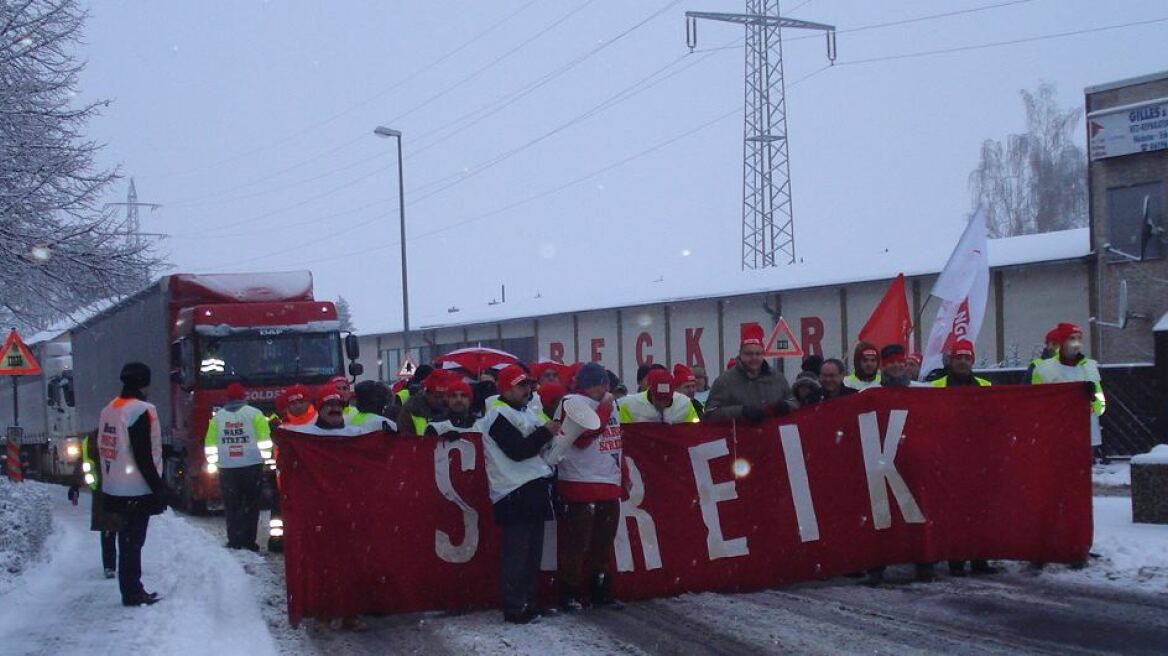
[
  {"xmin": 969, "ymin": 83, "xmax": 1088, "ymax": 237},
  {"xmin": 0, "ymin": 0, "xmax": 157, "ymax": 329},
  {"xmin": 336, "ymin": 295, "xmax": 355, "ymax": 332}
]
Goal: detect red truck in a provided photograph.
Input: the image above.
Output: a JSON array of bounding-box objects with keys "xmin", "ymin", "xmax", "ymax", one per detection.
[{"xmin": 72, "ymin": 271, "xmax": 361, "ymax": 513}]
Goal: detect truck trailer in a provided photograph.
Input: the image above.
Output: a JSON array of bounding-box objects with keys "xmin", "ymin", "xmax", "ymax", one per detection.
[{"xmin": 71, "ymin": 271, "xmax": 358, "ymax": 512}]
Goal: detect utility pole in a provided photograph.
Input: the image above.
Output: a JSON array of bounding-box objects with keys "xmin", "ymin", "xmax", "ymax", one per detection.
[
  {"xmin": 103, "ymin": 178, "xmax": 162, "ymax": 287},
  {"xmin": 686, "ymin": 2, "xmax": 835, "ymax": 270}
]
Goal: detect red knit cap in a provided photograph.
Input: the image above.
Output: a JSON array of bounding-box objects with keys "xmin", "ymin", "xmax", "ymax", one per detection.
[
  {"xmin": 672, "ymin": 364, "xmax": 696, "ymax": 390},
  {"xmin": 949, "ymin": 339, "xmax": 975, "ymax": 359},
  {"xmin": 1055, "ymin": 322, "xmax": 1082, "ymax": 343},
  {"xmin": 448, "ymin": 378, "xmax": 472, "ymax": 397},
  {"xmin": 646, "ymin": 368, "xmax": 674, "ymax": 401},
  {"xmin": 740, "ymin": 322, "xmax": 766, "ymax": 348},
  {"xmin": 285, "ymin": 384, "xmax": 309, "ymax": 404},
  {"xmin": 497, "ymin": 365, "xmax": 531, "ymax": 393},
  {"xmin": 423, "ymin": 370, "xmax": 452, "ymax": 393},
  {"xmin": 317, "ymin": 386, "xmax": 344, "ymax": 407},
  {"xmin": 226, "ymin": 383, "xmax": 247, "ymax": 401}
]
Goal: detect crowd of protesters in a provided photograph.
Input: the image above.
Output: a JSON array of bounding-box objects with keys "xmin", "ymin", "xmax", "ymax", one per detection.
[{"xmin": 169, "ymin": 319, "xmax": 1105, "ymax": 629}]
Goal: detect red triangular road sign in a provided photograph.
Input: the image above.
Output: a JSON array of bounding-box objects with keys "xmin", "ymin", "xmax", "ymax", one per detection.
[
  {"xmin": 764, "ymin": 317, "xmax": 803, "ymax": 357},
  {"xmin": 0, "ymin": 330, "xmax": 40, "ymax": 376}
]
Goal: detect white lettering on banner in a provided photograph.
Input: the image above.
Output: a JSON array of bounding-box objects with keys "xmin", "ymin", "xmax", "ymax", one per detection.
[
  {"xmin": 858, "ymin": 410, "xmax": 925, "ymax": 530},
  {"xmin": 688, "ymin": 440, "xmax": 749, "ymax": 560},
  {"xmin": 433, "ymin": 440, "xmax": 479, "ymax": 564},
  {"xmin": 778, "ymin": 425, "xmax": 820, "ymax": 543},
  {"xmin": 615, "ymin": 458, "xmax": 662, "ymax": 571},
  {"xmin": 540, "ymin": 520, "xmax": 558, "ymax": 571}
]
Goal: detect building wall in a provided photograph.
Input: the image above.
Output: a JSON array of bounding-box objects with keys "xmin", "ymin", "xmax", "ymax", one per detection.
[
  {"xmin": 1088, "ymin": 73, "xmax": 1168, "ymax": 363},
  {"xmin": 358, "ymin": 257, "xmax": 1092, "ymax": 385}
]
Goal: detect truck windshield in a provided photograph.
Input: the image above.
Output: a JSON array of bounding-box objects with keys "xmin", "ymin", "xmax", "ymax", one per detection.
[{"xmin": 197, "ymin": 332, "xmax": 342, "ymax": 387}]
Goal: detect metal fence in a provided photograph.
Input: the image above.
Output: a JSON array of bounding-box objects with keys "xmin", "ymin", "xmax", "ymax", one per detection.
[{"xmin": 977, "ymin": 363, "xmax": 1162, "ymax": 457}]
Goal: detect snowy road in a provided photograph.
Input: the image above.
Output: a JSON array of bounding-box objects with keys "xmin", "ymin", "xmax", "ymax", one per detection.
[{"xmin": 3, "ymin": 485, "xmax": 1167, "ymax": 655}]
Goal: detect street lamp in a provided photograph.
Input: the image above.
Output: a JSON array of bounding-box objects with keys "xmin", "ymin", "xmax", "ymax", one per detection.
[{"xmin": 374, "ymin": 125, "xmax": 411, "ymax": 371}]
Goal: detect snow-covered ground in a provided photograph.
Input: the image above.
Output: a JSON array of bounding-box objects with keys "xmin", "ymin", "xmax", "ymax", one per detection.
[
  {"xmin": 1093, "ymin": 461, "xmax": 1131, "ymax": 488},
  {"xmin": 0, "ymin": 482, "xmax": 277, "ymax": 656},
  {"xmin": 2, "ymin": 481, "xmax": 1166, "ymax": 655}
]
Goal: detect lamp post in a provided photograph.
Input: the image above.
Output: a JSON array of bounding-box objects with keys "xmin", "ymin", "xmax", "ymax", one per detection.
[{"xmin": 374, "ymin": 126, "xmax": 411, "ymax": 370}]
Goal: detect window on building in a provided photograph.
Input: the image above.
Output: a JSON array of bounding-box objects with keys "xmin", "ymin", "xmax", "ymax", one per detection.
[{"xmin": 1106, "ymin": 182, "xmax": 1164, "ymax": 262}]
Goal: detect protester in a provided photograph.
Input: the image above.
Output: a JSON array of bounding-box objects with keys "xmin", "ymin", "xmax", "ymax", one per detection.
[
  {"xmin": 672, "ymin": 364, "xmax": 704, "ymax": 418},
  {"xmin": 282, "ymin": 385, "xmax": 316, "ymax": 427},
  {"xmin": 618, "ymin": 368, "xmax": 700, "ymax": 424},
  {"xmin": 692, "ymin": 366, "xmax": 711, "ymax": 405},
  {"xmin": 791, "ymin": 371, "xmax": 823, "ymax": 406},
  {"xmin": 205, "ymin": 382, "xmax": 271, "ymax": 552},
  {"xmin": 555, "ymin": 362, "xmax": 625, "ymax": 612},
  {"xmin": 1031, "ymin": 323, "xmax": 1106, "ymax": 451},
  {"xmin": 1025, "ymin": 325, "xmax": 1062, "ymax": 384},
  {"xmin": 534, "ymin": 382, "xmax": 567, "ymax": 422},
  {"xmin": 67, "ymin": 432, "xmax": 118, "ymax": 579},
  {"xmin": 283, "ymin": 386, "xmax": 369, "ymax": 631},
  {"xmin": 930, "ymin": 340, "xmax": 990, "ymax": 389},
  {"xmin": 349, "ymin": 380, "xmax": 397, "ymax": 432},
  {"xmin": 98, "ymin": 362, "xmax": 168, "ymax": 607},
  {"xmin": 906, "ymin": 352, "xmax": 923, "ymax": 381},
  {"xmin": 866, "ymin": 344, "xmax": 935, "ymax": 584},
  {"xmin": 328, "ymin": 375, "xmax": 357, "ymax": 421},
  {"xmin": 398, "ymin": 369, "xmax": 451, "ymax": 435},
  {"xmin": 426, "ymin": 378, "xmax": 483, "ymax": 438},
  {"xmin": 705, "ymin": 323, "xmax": 794, "ymax": 423},
  {"xmin": 482, "ymin": 365, "xmax": 560, "ymax": 624},
  {"xmin": 843, "ymin": 341, "xmax": 882, "ymax": 390},
  {"xmin": 818, "ymin": 358, "xmax": 855, "ymax": 401}
]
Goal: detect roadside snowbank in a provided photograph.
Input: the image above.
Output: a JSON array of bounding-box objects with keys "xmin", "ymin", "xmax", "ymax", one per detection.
[
  {"xmin": 0, "ymin": 487, "xmax": 279, "ymax": 656},
  {"xmin": 1092, "ymin": 462, "xmax": 1131, "ymax": 487},
  {"xmin": 0, "ymin": 479, "xmax": 53, "ymax": 595}
]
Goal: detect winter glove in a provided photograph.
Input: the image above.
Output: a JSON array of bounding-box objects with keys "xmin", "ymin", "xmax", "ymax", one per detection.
[
  {"xmin": 1082, "ymin": 381, "xmax": 1098, "ymax": 400},
  {"xmin": 769, "ymin": 400, "xmax": 792, "ymax": 417},
  {"xmin": 741, "ymin": 405, "xmax": 765, "ymax": 424}
]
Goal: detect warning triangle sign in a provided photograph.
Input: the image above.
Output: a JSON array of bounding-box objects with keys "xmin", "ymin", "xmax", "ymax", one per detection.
[
  {"xmin": 764, "ymin": 317, "xmax": 803, "ymax": 358},
  {"xmin": 397, "ymin": 356, "xmax": 417, "ymax": 379},
  {"xmin": 0, "ymin": 330, "xmax": 40, "ymax": 376}
]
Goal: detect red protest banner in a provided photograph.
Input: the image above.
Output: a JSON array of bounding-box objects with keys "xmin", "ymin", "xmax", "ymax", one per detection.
[{"xmin": 275, "ymin": 384, "xmax": 1092, "ymax": 626}]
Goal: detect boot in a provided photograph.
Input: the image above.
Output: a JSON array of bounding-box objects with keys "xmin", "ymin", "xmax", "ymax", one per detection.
[
  {"xmin": 948, "ymin": 560, "xmax": 968, "ymax": 577},
  {"xmin": 559, "ymin": 582, "xmax": 584, "ymax": 612},
  {"xmin": 590, "ymin": 573, "xmax": 624, "ymax": 610},
  {"xmin": 915, "ymin": 563, "xmax": 937, "ymax": 583},
  {"xmin": 864, "ymin": 567, "xmax": 885, "ymax": 586}
]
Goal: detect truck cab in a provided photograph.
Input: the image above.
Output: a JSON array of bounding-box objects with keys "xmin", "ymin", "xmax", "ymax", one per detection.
[{"xmin": 169, "ymin": 300, "xmax": 349, "ymax": 512}]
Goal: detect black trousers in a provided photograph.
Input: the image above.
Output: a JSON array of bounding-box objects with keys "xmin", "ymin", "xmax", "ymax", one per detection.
[
  {"xmin": 220, "ymin": 464, "xmax": 264, "ymax": 549},
  {"xmin": 500, "ymin": 521, "xmax": 545, "ymax": 614},
  {"xmin": 117, "ymin": 510, "xmax": 150, "ymax": 601},
  {"xmin": 101, "ymin": 530, "xmax": 117, "ymax": 571}
]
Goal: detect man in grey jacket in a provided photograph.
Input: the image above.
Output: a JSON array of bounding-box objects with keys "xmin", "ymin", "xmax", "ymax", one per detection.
[{"xmin": 704, "ymin": 323, "xmax": 794, "ymax": 424}]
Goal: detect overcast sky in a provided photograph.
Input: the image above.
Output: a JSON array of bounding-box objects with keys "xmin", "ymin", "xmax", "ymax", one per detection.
[{"xmin": 77, "ymin": 0, "xmax": 1168, "ymax": 333}]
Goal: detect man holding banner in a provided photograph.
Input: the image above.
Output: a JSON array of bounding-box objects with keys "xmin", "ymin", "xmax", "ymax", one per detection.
[{"xmin": 705, "ymin": 323, "xmax": 793, "ymax": 424}]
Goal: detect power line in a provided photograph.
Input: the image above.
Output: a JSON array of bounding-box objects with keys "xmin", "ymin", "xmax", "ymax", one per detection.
[
  {"xmin": 406, "ymin": 0, "xmax": 684, "ymax": 157},
  {"xmin": 836, "ymin": 14, "xmax": 1168, "ymax": 66},
  {"xmin": 144, "ymin": 0, "xmax": 541, "ymax": 181}
]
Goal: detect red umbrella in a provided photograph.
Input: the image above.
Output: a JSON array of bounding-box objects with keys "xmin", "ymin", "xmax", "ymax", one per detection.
[{"xmin": 433, "ymin": 347, "xmax": 519, "ymax": 376}]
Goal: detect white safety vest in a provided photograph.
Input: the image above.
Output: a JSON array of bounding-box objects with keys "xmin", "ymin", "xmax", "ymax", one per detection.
[
  {"xmin": 557, "ymin": 394, "xmax": 622, "ymax": 487},
  {"xmin": 205, "ymin": 404, "xmax": 269, "ymax": 469},
  {"xmin": 97, "ymin": 397, "xmax": 162, "ymax": 497},
  {"xmin": 482, "ymin": 400, "xmax": 553, "ymax": 503},
  {"xmin": 428, "ymin": 417, "xmax": 479, "ymax": 435},
  {"xmin": 617, "ymin": 391, "xmax": 699, "ymax": 424},
  {"xmin": 1033, "ymin": 357, "xmax": 1105, "ymax": 447}
]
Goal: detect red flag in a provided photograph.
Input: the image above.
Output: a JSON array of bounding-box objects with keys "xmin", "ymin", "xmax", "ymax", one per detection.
[{"xmin": 858, "ymin": 273, "xmax": 912, "ymax": 351}]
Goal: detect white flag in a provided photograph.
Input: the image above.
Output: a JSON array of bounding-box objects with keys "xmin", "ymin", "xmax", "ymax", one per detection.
[{"xmin": 920, "ymin": 210, "xmax": 989, "ymax": 379}]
